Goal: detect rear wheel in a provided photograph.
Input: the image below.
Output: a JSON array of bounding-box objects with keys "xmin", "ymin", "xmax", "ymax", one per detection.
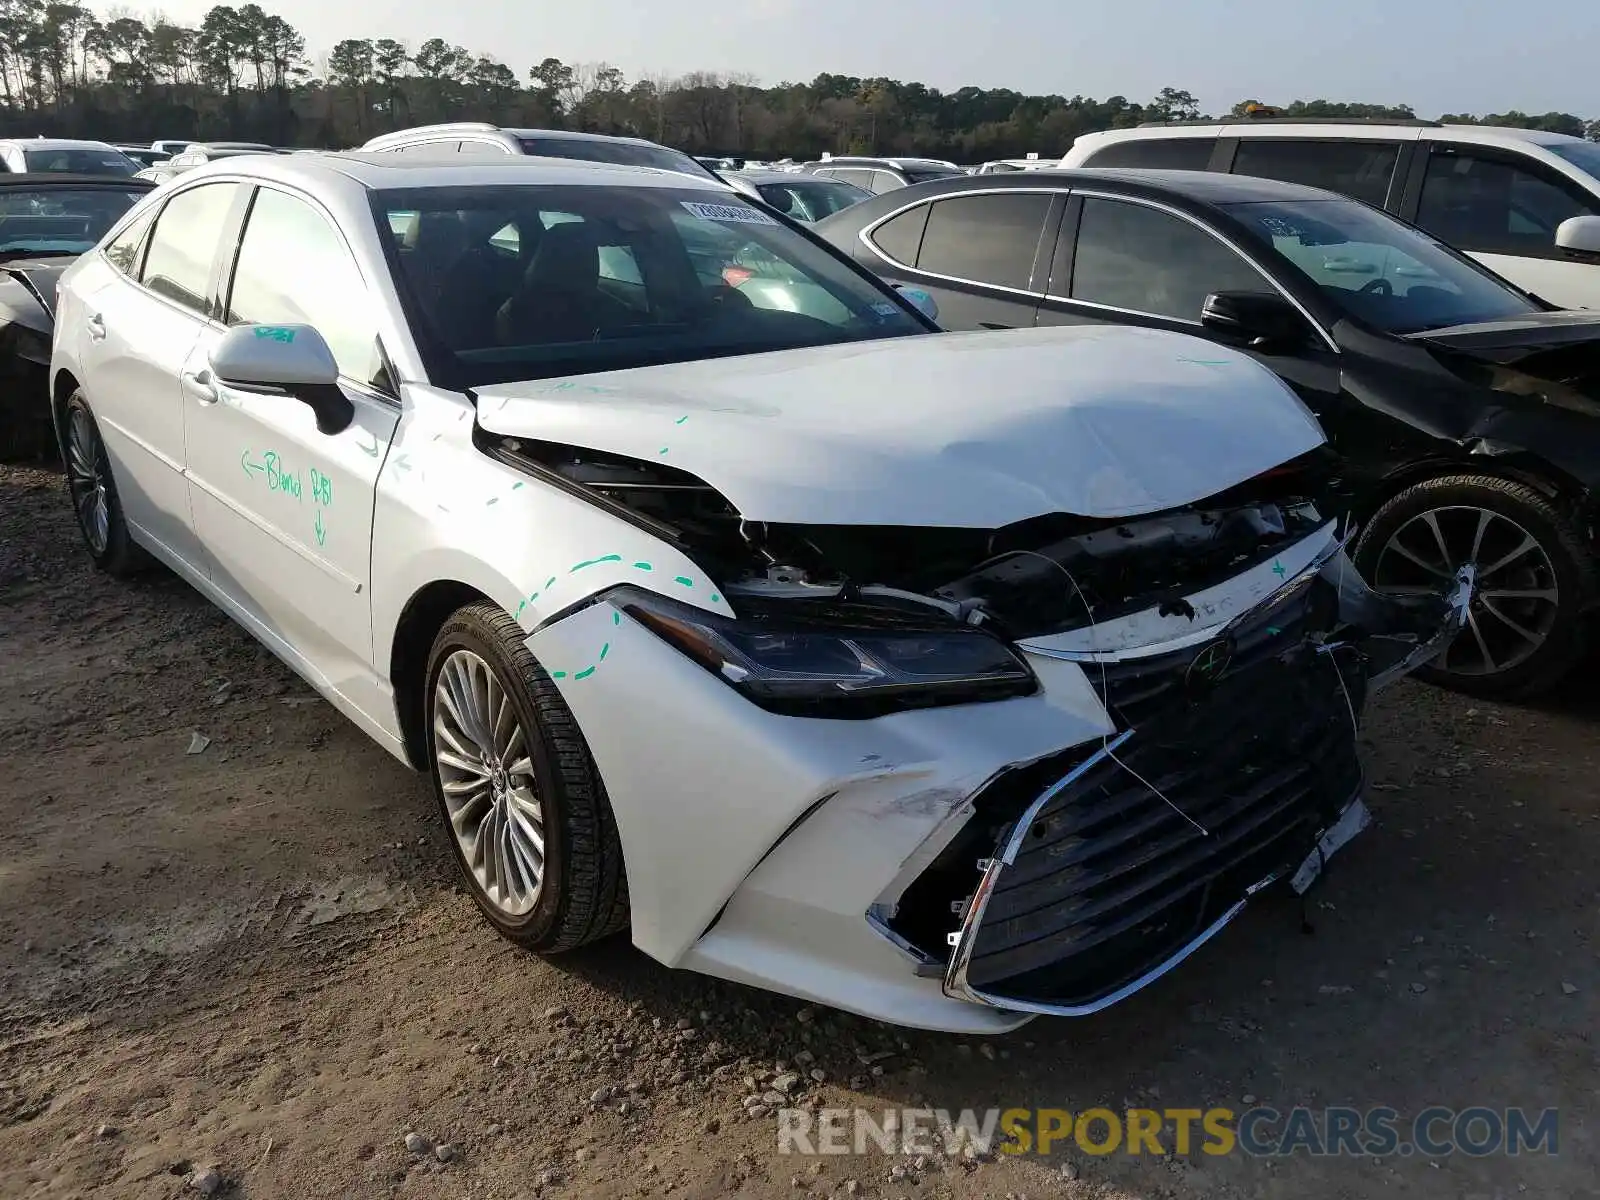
[
  {"xmin": 1354, "ymin": 474, "xmax": 1594, "ymax": 699},
  {"xmin": 63, "ymin": 392, "xmax": 149, "ymax": 576},
  {"xmin": 424, "ymin": 603, "xmax": 629, "ymax": 952}
]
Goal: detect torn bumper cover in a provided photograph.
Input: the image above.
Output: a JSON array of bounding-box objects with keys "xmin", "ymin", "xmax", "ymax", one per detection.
[{"xmin": 925, "ymin": 542, "xmax": 1471, "ymax": 1018}]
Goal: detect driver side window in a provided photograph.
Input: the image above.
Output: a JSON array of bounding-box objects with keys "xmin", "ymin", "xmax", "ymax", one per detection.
[
  {"xmin": 1416, "ymin": 149, "xmax": 1600, "ymax": 257},
  {"xmin": 1069, "ymin": 197, "xmax": 1264, "ymax": 321}
]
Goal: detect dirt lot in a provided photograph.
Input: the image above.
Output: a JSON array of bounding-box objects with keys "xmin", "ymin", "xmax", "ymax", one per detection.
[{"xmin": 1, "ymin": 459, "xmax": 1597, "ymax": 1200}]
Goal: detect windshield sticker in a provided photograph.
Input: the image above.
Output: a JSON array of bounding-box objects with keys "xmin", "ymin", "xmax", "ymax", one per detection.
[{"xmin": 681, "ymin": 200, "xmax": 779, "ymax": 226}]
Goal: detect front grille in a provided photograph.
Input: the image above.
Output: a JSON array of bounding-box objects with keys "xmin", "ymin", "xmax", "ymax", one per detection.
[{"xmin": 959, "ymin": 598, "xmax": 1363, "ymax": 1009}]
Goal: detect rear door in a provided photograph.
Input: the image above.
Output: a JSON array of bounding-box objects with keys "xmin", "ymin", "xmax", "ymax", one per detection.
[
  {"xmin": 183, "ymin": 182, "xmax": 400, "ymax": 692},
  {"xmin": 1403, "ymin": 142, "xmax": 1600, "ymax": 310},
  {"xmin": 858, "ymin": 190, "xmax": 1058, "ymax": 330},
  {"xmin": 72, "ymin": 180, "xmax": 242, "ymax": 573}
]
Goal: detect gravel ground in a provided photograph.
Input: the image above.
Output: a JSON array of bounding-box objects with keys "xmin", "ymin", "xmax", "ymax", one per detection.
[{"xmin": 1, "ymin": 459, "xmax": 1597, "ymax": 1199}]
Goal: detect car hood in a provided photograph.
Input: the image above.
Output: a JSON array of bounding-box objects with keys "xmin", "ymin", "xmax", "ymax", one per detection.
[
  {"xmin": 473, "ymin": 325, "xmax": 1326, "ymax": 528},
  {"xmin": 1408, "ymin": 310, "xmax": 1600, "ymax": 365}
]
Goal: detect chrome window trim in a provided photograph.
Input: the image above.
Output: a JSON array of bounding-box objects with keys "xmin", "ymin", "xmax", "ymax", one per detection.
[
  {"xmin": 857, "ymin": 186, "xmax": 1065, "ymax": 300},
  {"xmin": 1058, "ymin": 188, "xmax": 1339, "ymax": 353}
]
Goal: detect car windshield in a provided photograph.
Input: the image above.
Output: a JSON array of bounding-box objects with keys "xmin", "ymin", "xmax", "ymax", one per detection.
[
  {"xmin": 0, "ymin": 186, "xmax": 146, "ymax": 256},
  {"xmin": 21, "ymin": 147, "xmax": 139, "ymax": 176},
  {"xmin": 1224, "ymin": 198, "xmax": 1541, "ymax": 334},
  {"xmin": 377, "ymin": 184, "xmax": 927, "ymax": 388},
  {"xmin": 1548, "ymin": 140, "xmax": 1600, "ymax": 179},
  {"xmin": 754, "ymin": 177, "xmax": 871, "ymax": 222},
  {"xmin": 517, "ymin": 138, "xmax": 717, "ymax": 181}
]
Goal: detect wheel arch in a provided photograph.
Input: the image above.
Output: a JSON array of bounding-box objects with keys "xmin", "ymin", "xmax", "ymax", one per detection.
[
  {"xmin": 1355, "ymin": 449, "xmax": 1596, "ymax": 541},
  {"xmin": 51, "ymin": 367, "xmax": 80, "ymax": 448},
  {"xmin": 390, "ymin": 578, "xmax": 495, "ymax": 771}
]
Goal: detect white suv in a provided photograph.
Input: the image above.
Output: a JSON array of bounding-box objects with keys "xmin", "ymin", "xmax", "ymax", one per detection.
[
  {"xmin": 1062, "ymin": 120, "xmax": 1600, "ymax": 310},
  {"xmin": 360, "ymin": 122, "xmax": 718, "ymax": 182}
]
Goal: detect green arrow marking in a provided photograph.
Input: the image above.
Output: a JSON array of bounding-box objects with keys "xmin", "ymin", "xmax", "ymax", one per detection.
[{"xmin": 314, "ymin": 508, "xmax": 326, "ymax": 547}]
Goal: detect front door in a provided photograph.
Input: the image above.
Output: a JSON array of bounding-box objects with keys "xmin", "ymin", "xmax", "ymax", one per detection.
[
  {"xmin": 182, "ymin": 183, "xmax": 400, "ymax": 695},
  {"xmin": 1410, "ymin": 144, "xmax": 1600, "ymax": 311}
]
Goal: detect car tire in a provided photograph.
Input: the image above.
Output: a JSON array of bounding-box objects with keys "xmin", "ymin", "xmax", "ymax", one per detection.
[
  {"xmin": 1354, "ymin": 473, "xmax": 1594, "ymax": 700},
  {"xmin": 62, "ymin": 391, "xmax": 150, "ymax": 577},
  {"xmin": 425, "ymin": 602, "xmax": 630, "ymax": 952}
]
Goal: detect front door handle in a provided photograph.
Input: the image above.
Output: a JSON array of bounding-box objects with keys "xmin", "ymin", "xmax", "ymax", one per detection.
[
  {"xmin": 85, "ymin": 312, "xmax": 106, "ymax": 342},
  {"xmin": 182, "ymin": 368, "xmax": 217, "ymax": 404}
]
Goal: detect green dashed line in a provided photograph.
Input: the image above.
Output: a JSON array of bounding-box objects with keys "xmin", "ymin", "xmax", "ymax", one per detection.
[
  {"xmin": 570, "ymin": 554, "xmax": 623, "ymax": 573},
  {"xmin": 710, "ymin": 593, "xmax": 720, "ymax": 603},
  {"xmin": 544, "ymin": 576, "xmax": 557, "ymax": 589},
  {"xmin": 658, "ymin": 447, "xmax": 670, "ymax": 456},
  {"xmin": 674, "ymin": 575, "xmax": 693, "ymax": 587},
  {"xmin": 512, "ymin": 480, "xmax": 524, "ymax": 489},
  {"xmin": 598, "ymin": 642, "xmax": 610, "ymax": 661},
  {"xmin": 486, "ymin": 496, "xmax": 499, "ymax": 506},
  {"xmin": 612, "ymin": 611, "xmax": 622, "ymax": 626},
  {"xmin": 675, "ymin": 415, "xmax": 689, "ymax": 425},
  {"xmin": 633, "ymin": 561, "xmax": 653, "ymax": 571}
]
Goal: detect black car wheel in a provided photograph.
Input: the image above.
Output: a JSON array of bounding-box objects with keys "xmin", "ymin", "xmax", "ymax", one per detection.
[
  {"xmin": 1355, "ymin": 474, "xmax": 1595, "ymax": 700},
  {"xmin": 425, "ymin": 602, "xmax": 630, "ymax": 953},
  {"xmin": 63, "ymin": 391, "xmax": 149, "ymax": 576}
]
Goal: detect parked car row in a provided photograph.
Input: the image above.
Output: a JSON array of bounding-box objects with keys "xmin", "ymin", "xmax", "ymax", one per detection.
[
  {"xmin": 813, "ymin": 162, "xmax": 1600, "ymax": 699},
  {"xmin": 32, "ymin": 148, "xmax": 1470, "ymax": 1033}
]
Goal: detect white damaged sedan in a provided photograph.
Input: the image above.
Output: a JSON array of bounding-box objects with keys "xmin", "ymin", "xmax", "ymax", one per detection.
[{"xmin": 49, "ymin": 153, "xmax": 1469, "ymax": 1032}]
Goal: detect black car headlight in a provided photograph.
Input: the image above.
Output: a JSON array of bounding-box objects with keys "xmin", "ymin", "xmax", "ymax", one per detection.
[{"xmin": 613, "ymin": 586, "xmax": 1037, "ymax": 717}]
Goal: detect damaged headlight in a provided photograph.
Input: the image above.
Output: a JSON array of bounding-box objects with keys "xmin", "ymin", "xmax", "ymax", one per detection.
[{"xmin": 614, "ymin": 586, "xmax": 1038, "ymax": 717}]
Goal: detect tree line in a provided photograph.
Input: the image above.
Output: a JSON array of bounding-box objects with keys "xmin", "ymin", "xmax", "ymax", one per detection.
[{"xmin": 1, "ymin": 3, "xmax": 1597, "ymax": 159}]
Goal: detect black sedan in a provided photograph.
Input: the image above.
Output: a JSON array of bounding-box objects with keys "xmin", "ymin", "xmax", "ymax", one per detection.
[
  {"xmin": 0, "ymin": 174, "xmax": 153, "ymax": 459},
  {"xmin": 815, "ymin": 168, "xmax": 1600, "ymax": 700}
]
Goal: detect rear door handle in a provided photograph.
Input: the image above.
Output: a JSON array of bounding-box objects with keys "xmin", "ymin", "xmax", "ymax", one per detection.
[
  {"xmin": 85, "ymin": 312, "xmax": 106, "ymax": 341},
  {"xmin": 182, "ymin": 368, "xmax": 217, "ymax": 404}
]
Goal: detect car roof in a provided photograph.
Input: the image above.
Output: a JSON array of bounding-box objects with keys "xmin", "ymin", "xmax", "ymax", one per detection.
[
  {"xmin": 919, "ymin": 166, "xmax": 1344, "ymax": 205},
  {"xmin": 0, "ymin": 172, "xmax": 155, "ymax": 189},
  {"xmin": 177, "ymin": 151, "xmax": 733, "ymax": 193},
  {"xmin": 506, "ymin": 128, "xmax": 671, "ymax": 149},
  {"xmin": 0, "ymin": 137, "xmax": 126, "ymax": 152},
  {"xmin": 738, "ymin": 169, "xmax": 850, "ymax": 183},
  {"xmin": 1075, "ymin": 121, "xmax": 1595, "ymax": 150}
]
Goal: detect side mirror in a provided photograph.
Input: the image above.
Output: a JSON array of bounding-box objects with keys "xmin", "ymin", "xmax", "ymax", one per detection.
[
  {"xmin": 209, "ymin": 323, "xmax": 354, "ymax": 435},
  {"xmin": 1201, "ymin": 290, "xmax": 1308, "ymax": 348},
  {"xmin": 896, "ymin": 284, "xmax": 940, "ymax": 323},
  {"xmin": 1556, "ymin": 215, "xmax": 1600, "ymax": 258}
]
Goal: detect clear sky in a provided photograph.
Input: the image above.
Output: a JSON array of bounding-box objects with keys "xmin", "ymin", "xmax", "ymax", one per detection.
[{"xmin": 141, "ymin": 0, "xmax": 1599, "ymax": 119}]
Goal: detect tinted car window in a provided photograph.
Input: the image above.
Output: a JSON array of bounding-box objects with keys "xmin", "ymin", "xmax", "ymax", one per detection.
[
  {"xmin": 901, "ymin": 166, "xmax": 966, "ymax": 184},
  {"xmin": 1416, "ymin": 148, "xmax": 1600, "ymax": 256},
  {"xmin": 869, "ymin": 204, "xmax": 930, "ymax": 265},
  {"xmin": 376, "ymin": 185, "xmax": 925, "ymax": 387},
  {"xmin": 103, "ymin": 207, "xmax": 156, "ymax": 275},
  {"xmin": 917, "ymin": 193, "xmax": 1052, "ymax": 290},
  {"xmin": 140, "ymin": 182, "xmax": 240, "ymax": 314},
  {"xmin": 754, "ymin": 178, "xmax": 871, "ymax": 222},
  {"xmin": 227, "ymin": 187, "xmax": 381, "ymax": 385},
  {"xmin": 870, "ymin": 170, "xmax": 906, "ymax": 193},
  {"xmin": 21, "ymin": 147, "xmax": 139, "ymax": 176},
  {"xmin": 1081, "ymin": 138, "xmax": 1216, "ymax": 171},
  {"xmin": 818, "ymin": 168, "xmax": 877, "ymax": 191},
  {"xmin": 1071, "ymin": 196, "xmax": 1262, "ymax": 321},
  {"xmin": 0, "ymin": 186, "xmax": 146, "ymax": 257},
  {"xmin": 1231, "ymin": 139, "xmax": 1399, "ymax": 207},
  {"xmin": 1226, "ymin": 197, "xmax": 1540, "ymax": 334}
]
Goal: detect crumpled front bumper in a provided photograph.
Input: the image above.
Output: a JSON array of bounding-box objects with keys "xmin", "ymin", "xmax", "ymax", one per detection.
[{"xmin": 934, "ymin": 536, "xmax": 1471, "ymax": 1018}]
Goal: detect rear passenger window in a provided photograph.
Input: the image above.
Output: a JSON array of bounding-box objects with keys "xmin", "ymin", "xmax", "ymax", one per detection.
[
  {"xmin": 1082, "ymin": 138, "xmax": 1216, "ymax": 171},
  {"xmin": 1416, "ymin": 148, "xmax": 1600, "ymax": 256},
  {"xmin": 870, "ymin": 170, "xmax": 906, "ymax": 193},
  {"xmin": 1231, "ymin": 139, "xmax": 1400, "ymax": 207},
  {"xmin": 104, "ymin": 208, "xmax": 155, "ymax": 277},
  {"xmin": 916, "ymin": 193, "xmax": 1052, "ymax": 291},
  {"xmin": 140, "ymin": 182, "xmax": 240, "ymax": 315},
  {"xmin": 869, "ymin": 204, "xmax": 930, "ymax": 265}
]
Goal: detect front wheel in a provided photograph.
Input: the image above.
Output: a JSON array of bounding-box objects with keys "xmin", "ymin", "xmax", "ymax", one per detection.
[
  {"xmin": 1354, "ymin": 473, "xmax": 1595, "ymax": 700},
  {"xmin": 424, "ymin": 603, "xmax": 629, "ymax": 952}
]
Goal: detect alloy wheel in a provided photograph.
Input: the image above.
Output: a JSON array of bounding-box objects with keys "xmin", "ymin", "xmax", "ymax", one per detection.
[
  {"xmin": 65, "ymin": 405, "xmax": 110, "ymax": 555},
  {"xmin": 432, "ymin": 649, "xmax": 546, "ymax": 916},
  {"xmin": 1370, "ymin": 505, "xmax": 1559, "ymax": 677}
]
